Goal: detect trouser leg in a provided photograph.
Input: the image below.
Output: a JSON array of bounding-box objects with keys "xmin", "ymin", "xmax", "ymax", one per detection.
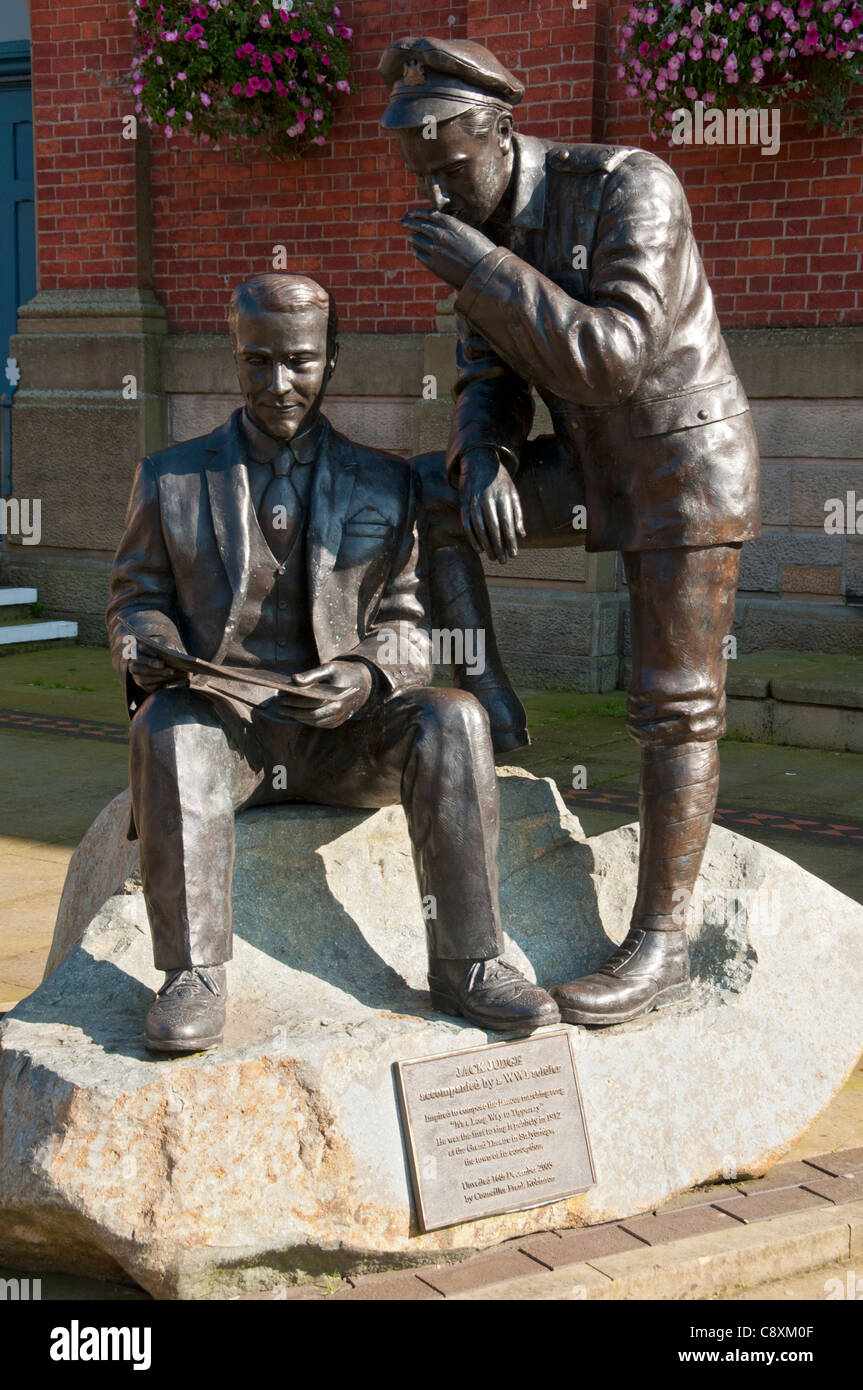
[
  {"xmin": 396, "ymin": 689, "xmax": 503, "ymax": 960},
  {"xmin": 625, "ymin": 544, "xmax": 741, "ymax": 931},
  {"xmin": 129, "ymin": 686, "xmax": 263, "ymax": 970},
  {"xmin": 412, "ymin": 440, "xmax": 586, "ymax": 752},
  {"xmin": 256, "ymin": 687, "xmax": 504, "ymax": 961}
]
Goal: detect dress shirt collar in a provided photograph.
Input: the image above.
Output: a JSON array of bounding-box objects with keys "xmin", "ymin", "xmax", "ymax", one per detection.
[{"xmin": 240, "ymin": 408, "xmax": 326, "ymax": 466}]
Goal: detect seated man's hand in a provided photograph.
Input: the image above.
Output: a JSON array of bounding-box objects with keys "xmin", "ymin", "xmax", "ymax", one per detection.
[
  {"xmin": 278, "ymin": 660, "xmax": 373, "ymax": 729},
  {"xmin": 128, "ymin": 653, "xmax": 178, "ymax": 694},
  {"xmin": 458, "ymin": 446, "xmax": 526, "ymax": 563}
]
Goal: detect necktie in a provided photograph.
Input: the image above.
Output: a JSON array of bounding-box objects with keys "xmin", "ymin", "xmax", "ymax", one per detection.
[{"xmin": 259, "ymin": 444, "xmax": 302, "ymax": 563}]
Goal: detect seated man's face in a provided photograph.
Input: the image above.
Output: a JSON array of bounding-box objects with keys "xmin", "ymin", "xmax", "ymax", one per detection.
[
  {"xmin": 396, "ymin": 115, "xmax": 512, "ymax": 228},
  {"xmin": 234, "ymin": 305, "xmax": 333, "ymax": 441}
]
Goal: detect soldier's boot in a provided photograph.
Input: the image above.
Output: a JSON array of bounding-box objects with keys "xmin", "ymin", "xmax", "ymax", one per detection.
[
  {"xmin": 426, "ymin": 541, "xmax": 529, "ymax": 754},
  {"xmin": 554, "ymin": 743, "xmax": 720, "ymax": 1026}
]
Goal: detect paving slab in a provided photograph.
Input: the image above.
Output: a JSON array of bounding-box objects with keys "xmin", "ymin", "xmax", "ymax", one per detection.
[
  {"xmin": 714, "ymin": 1187, "xmax": 831, "ymax": 1224},
  {"xmin": 619, "ymin": 1204, "xmax": 745, "ymax": 1245},
  {"xmin": 735, "ymin": 1159, "xmax": 837, "ymax": 1193},
  {"xmin": 800, "ymin": 1174, "xmax": 863, "ymax": 1206},
  {"xmin": 416, "ymin": 1248, "xmax": 544, "ymax": 1296},
  {"xmin": 334, "ymin": 1271, "xmax": 443, "ymax": 1301},
  {"xmin": 518, "ymin": 1224, "xmax": 646, "ymax": 1269},
  {"xmin": 803, "ymin": 1147, "xmax": 863, "ymax": 1177}
]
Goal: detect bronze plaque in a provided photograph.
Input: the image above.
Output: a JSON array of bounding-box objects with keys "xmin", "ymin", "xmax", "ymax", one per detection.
[{"xmin": 394, "ymin": 1030, "xmax": 594, "ymax": 1232}]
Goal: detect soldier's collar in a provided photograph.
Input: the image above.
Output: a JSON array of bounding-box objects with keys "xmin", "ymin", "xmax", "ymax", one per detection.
[{"xmin": 509, "ymin": 133, "xmax": 548, "ymax": 231}]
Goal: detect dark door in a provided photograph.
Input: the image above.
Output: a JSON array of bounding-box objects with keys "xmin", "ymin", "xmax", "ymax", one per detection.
[{"xmin": 0, "ymin": 42, "xmax": 35, "ymax": 495}]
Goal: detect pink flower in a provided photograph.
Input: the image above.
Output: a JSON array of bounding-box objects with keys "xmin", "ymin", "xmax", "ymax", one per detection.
[
  {"xmin": 313, "ymin": 135, "xmax": 326, "ymax": 145},
  {"xmin": 321, "ymin": 54, "xmax": 330, "ymax": 65},
  {"xmin": 285, "ymin": 47, "xmax": 296, "ymax": 58},
  {"xmin": 185, "ymin": 111, "xmax": 193, "ymax": 121},
  {"xmin": 184, "ymin": 24, "xmax": 204, "ymax": 40},
  {"xmin": 313, "ymin": 107, "xmax": 323, "ymax": 121},
  {"xmin": 260, "ymin": 12, "xmax": 271, "ymax": 26},
  {"xmin": 231, "ymin": 83, "xmax": 243, "ymax": 94},
  {"xmin": 200, "ymin": 91, "xmax": 211, "ymax": 105},
  {"xmin": 335, "ymin": 79, "xmax": 349, "ymax": 92},
  {"xmin": 684, "ymin": 86, "xmax": 698, "ymax": 99},
  {"xmin": 164, "ymin": 124, "xmax": 173, "ymax": 136}
]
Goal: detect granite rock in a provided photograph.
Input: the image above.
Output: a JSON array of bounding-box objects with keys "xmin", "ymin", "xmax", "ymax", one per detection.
[{"xmin": 2, "ymin": 769, "xmax": 862, "ymax": 1299}]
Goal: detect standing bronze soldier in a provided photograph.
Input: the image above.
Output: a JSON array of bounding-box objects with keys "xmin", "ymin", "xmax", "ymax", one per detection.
[{"xmin": 379, "ymin": 38, "xmax": 761, "ymax": 1027}]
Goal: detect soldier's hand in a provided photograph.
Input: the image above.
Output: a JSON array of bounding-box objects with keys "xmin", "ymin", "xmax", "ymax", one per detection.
[
  {"xmin": 458, "ymin": 447, "xmax": 526, "ymax": 563},
  {"xmin": 278, "ymin": 660, "xmax": 373, "ymax": 729},
  {"xmin": 402, "ymin": 210, "xmax": 496, "ymax": 289}
]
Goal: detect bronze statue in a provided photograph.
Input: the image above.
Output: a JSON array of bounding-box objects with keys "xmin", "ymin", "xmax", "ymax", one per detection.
[
  {"xmin": 107, "ymin": 272, "xmax": 559, "ymax": 1052},
  {"xmin": 379, "ymin": 37, "xmax": 761, "ymax": 1027}
]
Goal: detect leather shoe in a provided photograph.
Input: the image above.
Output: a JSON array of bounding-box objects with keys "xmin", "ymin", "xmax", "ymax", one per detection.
[
  {"xmin": 552, "ymin": 929, "xmax": 690, "ymax": 1027},
  {"xmin": 144, "ymin": 965, "xmax": 226, "ymax": 1053},
  {"xmin": 429, "ymin": 956, "xmax": 560, "ymax": 1034}
]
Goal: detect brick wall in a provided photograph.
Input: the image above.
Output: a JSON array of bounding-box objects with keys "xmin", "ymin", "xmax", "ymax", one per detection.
[
  {"xmin": 602, "ymin": 2, "xmax": 863, "ymax": 328},
  {"xmin": 28, "ymin": 0, "xmax": 863, "ymax": 332}
]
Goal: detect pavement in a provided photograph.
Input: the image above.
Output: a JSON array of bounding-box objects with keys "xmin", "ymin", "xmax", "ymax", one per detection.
[{"xmin": 1, "ymin": 645, "xmax": 862, "ymax": 1301}]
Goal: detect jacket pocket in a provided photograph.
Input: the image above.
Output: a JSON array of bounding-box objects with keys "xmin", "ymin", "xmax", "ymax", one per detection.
[
  {"xmin": 344, "ymin": 521, "xmax": 394, "ymax": 539},
  {"xmin": 628, "ymin": 377, "xmax": 749, "ymax": 439}
]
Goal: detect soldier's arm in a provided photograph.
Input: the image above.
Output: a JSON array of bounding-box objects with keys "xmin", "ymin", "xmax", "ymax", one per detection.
[
  {"xmin": 454, "ymin": 153, "xmax": 691, "ymax": 406},
  {"xmin": 445, "ymin": 318, "xmax": 535, "ymax": 486}
]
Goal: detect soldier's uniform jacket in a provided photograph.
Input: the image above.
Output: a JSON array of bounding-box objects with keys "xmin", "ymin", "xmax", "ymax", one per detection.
[{"xmin": 446, "ymin": 133, "xmax": 761, "ymax": 553}]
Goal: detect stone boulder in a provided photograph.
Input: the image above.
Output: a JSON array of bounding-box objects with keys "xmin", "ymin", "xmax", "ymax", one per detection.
[{"xmin": 2, "ymin": 769, "xmax": 862, "ymax": 1299}]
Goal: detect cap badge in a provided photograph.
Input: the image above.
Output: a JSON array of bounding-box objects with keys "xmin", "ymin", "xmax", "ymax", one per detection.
[{"xmin": 402, "ymin": 58, "xmax": 426, "ymax": 86}]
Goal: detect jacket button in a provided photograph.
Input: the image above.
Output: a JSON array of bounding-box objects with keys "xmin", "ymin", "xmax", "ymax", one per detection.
[{"xmin": 698, "ymin": 408, "xmax": 709, "ymax": 420}]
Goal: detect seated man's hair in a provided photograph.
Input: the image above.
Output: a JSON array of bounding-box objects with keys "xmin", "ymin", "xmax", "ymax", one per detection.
[{"xmin": 229, "ymin": 273, "xmax": 339, "ymax": 357}]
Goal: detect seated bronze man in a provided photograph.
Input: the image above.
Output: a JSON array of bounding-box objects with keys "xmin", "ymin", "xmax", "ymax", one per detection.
[{"xmin": 107, "ymin": 272, "xmax": 559, "ymax": 1052}]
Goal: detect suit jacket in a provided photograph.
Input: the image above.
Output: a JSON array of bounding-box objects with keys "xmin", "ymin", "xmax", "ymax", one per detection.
[
  {"xmin": 107, "ymin": 410, "xmax": 433, "ymax": 718},
  {"xmin": 446, "ymin": 134, "xmax": 761, "ymax": 553}
]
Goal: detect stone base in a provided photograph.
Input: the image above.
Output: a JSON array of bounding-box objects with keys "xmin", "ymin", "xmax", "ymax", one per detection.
[{"xmin": 2, "ymin": 770, "xmax": 863, "ymax": 1299}]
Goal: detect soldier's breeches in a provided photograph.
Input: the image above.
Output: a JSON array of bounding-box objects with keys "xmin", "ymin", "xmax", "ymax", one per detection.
[{"xmin": 623, "ymin": 545, "xmax": 741, "ymax": 931}]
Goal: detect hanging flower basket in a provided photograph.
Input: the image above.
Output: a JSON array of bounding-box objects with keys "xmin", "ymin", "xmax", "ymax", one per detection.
[
  {"xmin": 126, "ymin": 0, "xmax": 354, "ymax": 157},
  {"xmin": 618, "ymin": 1, "xmax": 863, "ymax": 142}
]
